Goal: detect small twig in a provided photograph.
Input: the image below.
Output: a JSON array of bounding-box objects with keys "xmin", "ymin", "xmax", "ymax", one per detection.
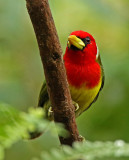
[{"xmin": 26, "ymin": 0, "xmax": 81, "ymax": 146}]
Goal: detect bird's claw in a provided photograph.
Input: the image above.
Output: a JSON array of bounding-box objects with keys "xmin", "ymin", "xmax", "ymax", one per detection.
[
  {"xmin": 48, "ymin": 103, "xmax": 79, "ymax": 115},
  {"xmin": 48, "ymin": 106, "xmax": 53, "ymax": 118},
  {"xmin": 48, "ymin": 106, "xmax": 53, "ymax": 113},
  {"xmin": 73, "ymin": 102, "xmax": 79, "ymax": 111},
  {"xmin": 78, "ymin": 135, "xmax": 85, "ymax": 142}
]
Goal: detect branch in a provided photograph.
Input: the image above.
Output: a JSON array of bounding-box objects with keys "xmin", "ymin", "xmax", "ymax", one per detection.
[{"xmin": 26, "ymin": 0, "xmax": 81, "ymax": 146}]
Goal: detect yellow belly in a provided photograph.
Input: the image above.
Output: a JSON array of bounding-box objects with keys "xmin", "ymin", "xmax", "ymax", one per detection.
[{"xmin": 69, "ymin": 79, "xmax": 102, "ymax": 117}]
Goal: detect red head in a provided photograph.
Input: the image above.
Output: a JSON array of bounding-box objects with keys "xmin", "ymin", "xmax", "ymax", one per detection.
[
  {"xmin": 64, "ymin": 30, "xmax": 101, "ymax": 88},
  {"xmin": 64, "ymin": 30, "xmax": 98, "ymax": 64}
]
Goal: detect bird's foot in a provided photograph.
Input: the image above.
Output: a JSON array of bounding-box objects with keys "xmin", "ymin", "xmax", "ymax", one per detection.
[
  {"xmin": 48, "ymin": 106, "xmax": 53, "ymax": 113},
  {"xmin": 48, "ymin": 102, "xmax": 79, "ymax": 118},
  {"xmin": 48, "ymin": 106, "xmax": 54, "ymax": 118},
  {"xmin": 73, "ymin": 101, "xmax": 79, "ymax": 111},
  {"xmin": 78, "ymin": 135, "xmax": 85, "ymax": 142}
]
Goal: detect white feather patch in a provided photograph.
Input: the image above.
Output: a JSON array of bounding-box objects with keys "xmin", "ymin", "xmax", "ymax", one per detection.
[{"xmin": 96, "ymin": 45, "xmax": 99, "ymax": 59}]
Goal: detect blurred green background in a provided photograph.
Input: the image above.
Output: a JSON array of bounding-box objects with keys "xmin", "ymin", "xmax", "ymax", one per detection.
[{"xmin": 0, "ymin": 0, "xmax": 129, "ymax": 159}]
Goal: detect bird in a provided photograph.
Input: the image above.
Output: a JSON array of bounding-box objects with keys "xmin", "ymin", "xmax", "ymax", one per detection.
[
  {"xmin": 39, "ymin": 30, "xmax": 104, "ymax": 117},
  {"xmin": 30, "ymin": 30, "xmax": 104, "ymax": 138}
]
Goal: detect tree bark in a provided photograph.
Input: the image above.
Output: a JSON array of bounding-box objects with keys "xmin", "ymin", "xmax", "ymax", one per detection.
[{"xmin": 26, "ymin": 0, "xmax": 81, "ymax": 146}]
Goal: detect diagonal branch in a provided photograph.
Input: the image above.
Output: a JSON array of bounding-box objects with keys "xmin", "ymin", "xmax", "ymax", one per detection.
[{"xmin": 26, "ymin": 0, "xmax": 81, "ymax": 146}]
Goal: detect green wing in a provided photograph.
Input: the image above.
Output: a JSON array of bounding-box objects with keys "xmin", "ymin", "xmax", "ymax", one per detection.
[
  {"xmin": 84, "ymin": 55, "xmax": 104, "ymax": 113},
  {"xmin": 38, "ymin": 81, "xmax": 49, "ymax": 107},
  {"xmin": 92, "ymin": 55, "xmax": 105, "ymax": 102},
  {"xmin": 29, "ymin": 81, "xmax": 49, "ymax": 139},
  {"xmin": 96, "ymin": 55, "xmax": 105, "ymax": 91},
  {"xmin": 38, "ymin": 81, "xmax": 52, "ymax": 120}
]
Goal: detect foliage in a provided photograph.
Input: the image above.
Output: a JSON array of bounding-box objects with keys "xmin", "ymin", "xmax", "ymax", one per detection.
[
  {"xmin": 0, "ymin": 104, "xmax": 129, "ymax": 160},
  {"xmin": 0, "ymin": 103, "xmax": 62, "ymax": 160},
  {"xmin": 39, "ymin": 140, "xmax": 129, "ymax": 160}
]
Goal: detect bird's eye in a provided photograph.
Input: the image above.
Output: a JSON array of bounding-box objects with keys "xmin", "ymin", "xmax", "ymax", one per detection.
[
  {"xmin": 82, "ymin": 37, "xmax": 91, "ymax": 44},
  {"xmin": 86, "ymin": 37, "xmax": 91, "ymax": 43}
]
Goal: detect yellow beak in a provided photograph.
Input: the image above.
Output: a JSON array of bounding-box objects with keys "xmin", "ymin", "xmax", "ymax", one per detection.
[{"xmin": 68, "ymin": 35, "xmax": 85, "ymax": 50}]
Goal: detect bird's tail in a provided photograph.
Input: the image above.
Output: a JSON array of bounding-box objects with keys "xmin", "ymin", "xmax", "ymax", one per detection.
[
  {"xmin": 29, "ymin": 131, "xmax": 43, "ymax": 139},
  {"xmin": 28, "ymin": 106, "xmax": 53, "ymax": 140}
]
